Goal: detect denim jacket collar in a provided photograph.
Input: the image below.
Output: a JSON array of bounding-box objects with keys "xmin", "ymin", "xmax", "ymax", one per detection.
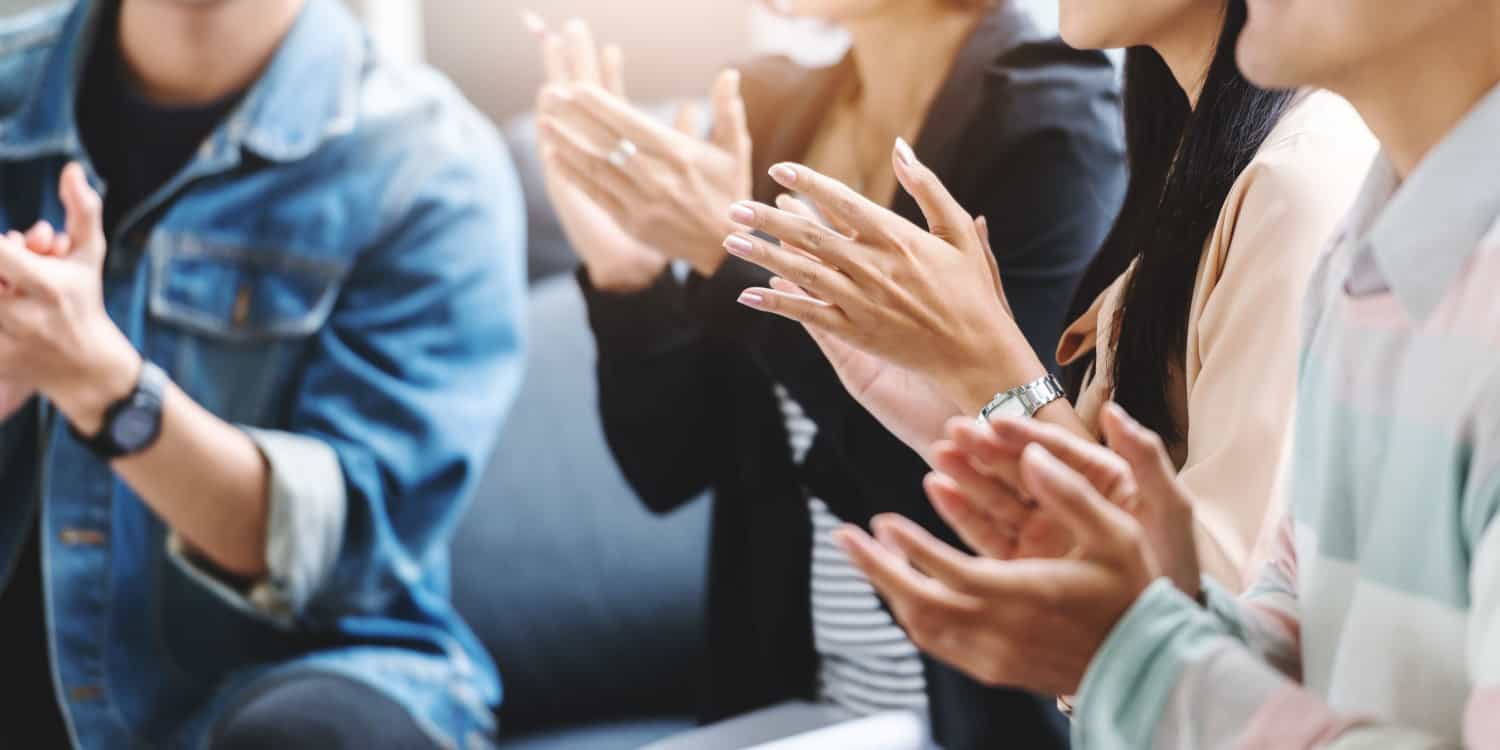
[{"xmin": 0, "ymin": 0, "xmax": 364, "ymax": 166}]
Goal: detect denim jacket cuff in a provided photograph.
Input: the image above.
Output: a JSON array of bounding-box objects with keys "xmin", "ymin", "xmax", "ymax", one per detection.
[{"xmin": 165, "ymin": 427, "xmax": 346, "ymax": 625}]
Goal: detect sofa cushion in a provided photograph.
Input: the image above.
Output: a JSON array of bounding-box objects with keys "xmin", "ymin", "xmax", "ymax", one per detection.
[{"xmin": 450, "ymin": 275, "xmax": 710, "ymax": 734}]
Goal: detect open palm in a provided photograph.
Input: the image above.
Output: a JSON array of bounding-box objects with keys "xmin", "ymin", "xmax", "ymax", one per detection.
[{"xmin": 528, "ymin": 15, "xmax": 666, "ymax": 292}]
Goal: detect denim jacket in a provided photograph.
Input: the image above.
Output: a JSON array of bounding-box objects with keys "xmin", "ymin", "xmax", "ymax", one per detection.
[{"xmin": 0, "ymin": 1, "xmax": 525, "ymax": 747}]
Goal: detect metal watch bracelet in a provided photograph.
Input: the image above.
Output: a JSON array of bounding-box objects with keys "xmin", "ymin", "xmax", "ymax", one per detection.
[{"xmin": 977, "ymin": 373, "xmax": 1065, "ymax": 423}]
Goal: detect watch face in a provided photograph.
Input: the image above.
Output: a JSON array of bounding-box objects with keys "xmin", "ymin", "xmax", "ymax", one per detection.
[
  {"xmin": 991, "ymin": 396, "xmax": 1029, "ymax": 420},
  {"xmin": 110, "ymin": 407, "xmax": 158, "ymax": 450}
]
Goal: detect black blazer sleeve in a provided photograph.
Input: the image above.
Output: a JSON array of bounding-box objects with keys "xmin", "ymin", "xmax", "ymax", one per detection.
[{"xmin": 579, "ymin": 268, "xmax": 723, "ymax": 514}]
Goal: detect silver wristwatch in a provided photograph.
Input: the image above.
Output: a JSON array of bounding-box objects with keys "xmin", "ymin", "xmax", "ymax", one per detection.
[{"xmin": 977, "ymin": 373, "xmax": 1065, "ymax": 423}]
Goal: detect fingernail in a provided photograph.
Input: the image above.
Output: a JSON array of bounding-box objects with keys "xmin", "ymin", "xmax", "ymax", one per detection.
[
  {"xmin": 737, "ymin": 291, "xmax": 766, "ymax": 308},
  {"xmin": 521, "ymin": 10, "xmax": 545, "ymax": 34},
  {"xmin": 724, "ymin": 235, "xmax": 754, "ymax": 257},
  {"xmin": 728, "ymin": 202, "xmax": 756, "ymax": 225},
  {"xmin": 769, "ymin": 164, "xmax": 798, "ymax": 185},
  {"xmin": 894, "ymin": 137, "xmax": 917, "ymax": 168}
]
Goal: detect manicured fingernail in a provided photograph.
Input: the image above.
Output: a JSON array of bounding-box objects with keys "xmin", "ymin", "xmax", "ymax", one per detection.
[
  {"xmin": 728, "ymin": 202, "xmax": 756, "ymax": 225},
  {"xmin": 724, "ymin": 235, "xmax": 753, "ymax": 257},
  {"xmin": 769, "ymin": 164, "xmax": 798, "ymax": 185},
  {"xmin": 521, "ymin": 10, "xmax": 545, "ymax": 34},
  {"xmin": 737, "ymin": 291, "xmax": 766, "ymax": 308},
  {"xmin": 894, "ymin": 137, "xmax": 917, "ymax": 167}
]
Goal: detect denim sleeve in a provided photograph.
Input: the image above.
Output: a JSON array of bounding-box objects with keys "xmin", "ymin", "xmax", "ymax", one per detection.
[
  {"xmin": 164, "ymin": 427, "xmax": 347, "ymax": 624},
  {"xmin": 168, "ymin": 134, "xmax": 525, "ymax": 624},
  {"xmin": 297, "ymin": 130, "xmax": 526, "ymax": 623}
]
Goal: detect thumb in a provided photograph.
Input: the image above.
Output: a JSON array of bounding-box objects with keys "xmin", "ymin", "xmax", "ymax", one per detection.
[
  {"xmin": 1099, "ymin": 402, "xmax": 1183, "ymax": 511},
  {"xmin": 892, "ymin": 137, "xmax": 974, "ymax": 249},
  {"xmin": 709, "ymin": 69, "xmax": 751, "ymax": 158},
  {"xmin": 59, "ymin": 163, "xmax": 105, "ymax": 264}
]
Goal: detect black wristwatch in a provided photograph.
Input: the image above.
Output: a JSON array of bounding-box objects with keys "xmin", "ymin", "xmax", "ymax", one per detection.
[{"xmin": 70, "ymin": 361, "xmax": 169, "ymax": 460}]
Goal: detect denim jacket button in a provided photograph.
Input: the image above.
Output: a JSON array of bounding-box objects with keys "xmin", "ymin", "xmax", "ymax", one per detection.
[
  {"xmin": 59, "ymin": 528, "xmax": 107, "ymax": 546},
  {"xmin": 232, "ymin": 283, "xmax": 252, "ymax": 327},
  {"xmin": 68, "ymin": 685, "xmax": 103, "ymax": 702}
]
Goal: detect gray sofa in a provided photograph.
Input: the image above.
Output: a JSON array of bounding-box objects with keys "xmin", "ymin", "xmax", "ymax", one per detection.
[{"xmin": 448, "ymin": 116, "xmax": 711, "ymax": 749}]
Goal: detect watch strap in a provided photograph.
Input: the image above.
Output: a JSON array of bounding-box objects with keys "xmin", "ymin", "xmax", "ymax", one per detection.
[{"xmin": 978, "ymin": 373, "xmax": 1065, "ymax": 423}]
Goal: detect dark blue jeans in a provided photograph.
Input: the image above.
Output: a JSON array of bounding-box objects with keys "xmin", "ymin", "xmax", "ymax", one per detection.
[{"xmin": 211, "ymin": 670, "xmax": 466, "ymax": 750}]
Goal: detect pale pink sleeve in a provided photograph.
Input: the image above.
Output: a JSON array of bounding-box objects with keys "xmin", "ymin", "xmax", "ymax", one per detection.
[{"xmin": 1176, "ymin": 135, "xmax": 1369, "ymax": 591}]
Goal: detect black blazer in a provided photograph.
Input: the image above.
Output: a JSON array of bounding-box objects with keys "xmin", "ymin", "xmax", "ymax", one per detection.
[{"xmin": 579, "ymin": 4, "xmax": 1126, "ymax": 747}]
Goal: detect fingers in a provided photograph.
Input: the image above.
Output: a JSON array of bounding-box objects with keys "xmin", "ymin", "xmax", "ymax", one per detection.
[
  {"xmin": 0, "ymin": 233, "xmax": 45, "ymax": 291},
  {"xmin": 739, "ymin": 282, "xmax": 851, "ymax": 331},
  {"xmin": 1100, "ymin": 402, "xmax": 1184, "ymax": 511},
  {"xmin": 709, "ymin": 69, "xmax": 751, "ymax": 159},
  {"xmin": 778, "ymin": 192, "xmax": 858, "ymax": 237},
  {"xmin": 59, "ymin": 163, "xmax": 104, "ymax": 264},
  {"xmin": 724, "ymin": 229, "xmax": 857, "ymax": 302},
  {"xmin": 985, "ymin": 416, "xmax": 1136, "ymax": 506},
  {"xmin": 727, "ymin": 200, "xmax": 866, "ymax": 277},
  {"xmin": 872, "ymin": 513, "xmax": 986, "ymax": 593},
  {"xmin": 560, "ymin": 18, "xmax": 601, "ymax": 85},
  {"xmin": 891, "ymin": 138, "xmax": 974, "ymax": 248},
  {"xmin": 523, "ymin": 11, "xmax": 571, "ymax": 86},
  {"xmin": 541, "ymin": 141, "xmax": 629, "ymax": 218},
  {"xmin": 929, "ymin": 441, "xmax": 1032, "ymax": 531},
  {"xmin": 833, "ymin": 523, "xmax": 978, "ymax": 616},
  {"xmin": 925, "ymin": 471, "xmax": 1018, "ymax": 560},
  {"xmin": 974, "ymin": 215, "xmax": 1012, "ymax": 316},
  {"xmin": 540, "ymin": 117, "xmax": 639, "ymax": 201},
  {"xmin": 1018, "ymin": 444, "xmax": 1138, "ymax": 558},
  {"xmin": 765, "ymin": 162, "xmax": 885, "ymax": 240},
  {"xmin": 570, "ymin": 84, "xmax": 677, "ymax": 159},
  {"xmin": 672, "ymin": 101, "xmax": 702, "ymax": 136},
  {"xmin": 24, "ymin": 221, "xmax": 55, "ymax": 256},
  {"xmin": 601, "ymin": 44, "xmax": 627, "ymax": 98}
]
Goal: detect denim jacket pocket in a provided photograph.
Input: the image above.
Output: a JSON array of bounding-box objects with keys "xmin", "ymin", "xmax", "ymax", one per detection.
[
  {"xmin": 146, "ymin": 234, "xmax": 351, "ymax": 425},
  {"xmin": 148, "ymin": 234, "xmax": 348, "ymax": 341}
]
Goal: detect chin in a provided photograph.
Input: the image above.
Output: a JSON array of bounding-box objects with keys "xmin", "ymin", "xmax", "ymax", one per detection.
[{"xmin": 1236, "ymin": 27, "xmax": 1302, "ymax": 89}]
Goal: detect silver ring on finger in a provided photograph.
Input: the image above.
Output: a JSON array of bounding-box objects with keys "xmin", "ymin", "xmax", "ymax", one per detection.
[{"xmin": 606, "ymin": 138, "xmax": 637, "ymax": 168}]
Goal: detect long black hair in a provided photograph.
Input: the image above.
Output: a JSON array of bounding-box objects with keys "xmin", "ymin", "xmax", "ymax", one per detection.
[{"xmin": 1062, "ymin": 0, "xmax": 1295, "ymax": 445}]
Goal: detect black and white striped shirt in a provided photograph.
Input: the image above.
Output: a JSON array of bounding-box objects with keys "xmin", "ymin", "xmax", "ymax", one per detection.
[{"xmin": 774, "ymin": 385, "xmax": 929, "ymax": 717}]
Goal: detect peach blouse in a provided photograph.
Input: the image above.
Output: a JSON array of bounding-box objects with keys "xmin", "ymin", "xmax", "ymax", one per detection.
[{"xmin": 1055, "ymin": 91, "xmax": 1377, "ymax": 590}]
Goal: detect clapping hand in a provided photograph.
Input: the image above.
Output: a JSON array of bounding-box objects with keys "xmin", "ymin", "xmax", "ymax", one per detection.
[
  {"xmin": 532, "ymin": 13, "xmax": 752, "ymax": 278},
  {"xmin": 825, "ymin": 403, "xmax": 1201, "ymax": 694},
  {"xmin": 0, "ymin": 164, "xmax": 141, "ymax": 436},
  {"xmin": 767, "ymin": 197, "xmax": 1005, "ymax": 462},
  {"xmin": 0, "ymin": 218, "xmax": 74, "ymax": 421},
  {"xmin": 526, "ymin": 13, "xmax": 666, "ymax": 292},
  {"xmin": 724, "ymin": 141, "xmax": 1034, "ymax": 417}
]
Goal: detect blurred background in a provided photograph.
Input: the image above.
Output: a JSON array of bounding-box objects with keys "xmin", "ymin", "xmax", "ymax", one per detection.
[{"xmin": 0, "ymin": 0, "xmax": 1057, "ymax": 124}]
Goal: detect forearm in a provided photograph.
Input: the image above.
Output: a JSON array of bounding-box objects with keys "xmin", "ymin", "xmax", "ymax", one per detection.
[
  {"xmin": 53, "ymin": 353, "xmax": 270, "ymax": 578},
  {"xmin": 113, "ymin": 386, "xmax": 269, "ymax": 577}
]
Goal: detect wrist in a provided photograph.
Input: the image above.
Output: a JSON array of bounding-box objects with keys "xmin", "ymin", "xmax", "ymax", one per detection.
[
  {"xmin": 47, "ymin": 330, "xmax": 143, "ymax": 437},
  {"xmin": 585, "ymin": 254, "xmax": 668, "ymax": 294},
  {"xmin": 947, "ymin": 339, "xmax": 1048, "ymax": 417}
]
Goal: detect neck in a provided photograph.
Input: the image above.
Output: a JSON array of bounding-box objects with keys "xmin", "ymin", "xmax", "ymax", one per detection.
[
  {"xmin": 117, "ymin": 0, "xmax": 305, "ymax": 106},
  {"xmin": 843, "ymin": 1, "xmax": 984, "ymax": 136},
  {"xmin": 1150, "ymin": 3, "xmax": 1225, "ymax": 108},
  {"xmin": 1331, "ymin": 13, "xmax": 1500, "ymax": 178}
]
